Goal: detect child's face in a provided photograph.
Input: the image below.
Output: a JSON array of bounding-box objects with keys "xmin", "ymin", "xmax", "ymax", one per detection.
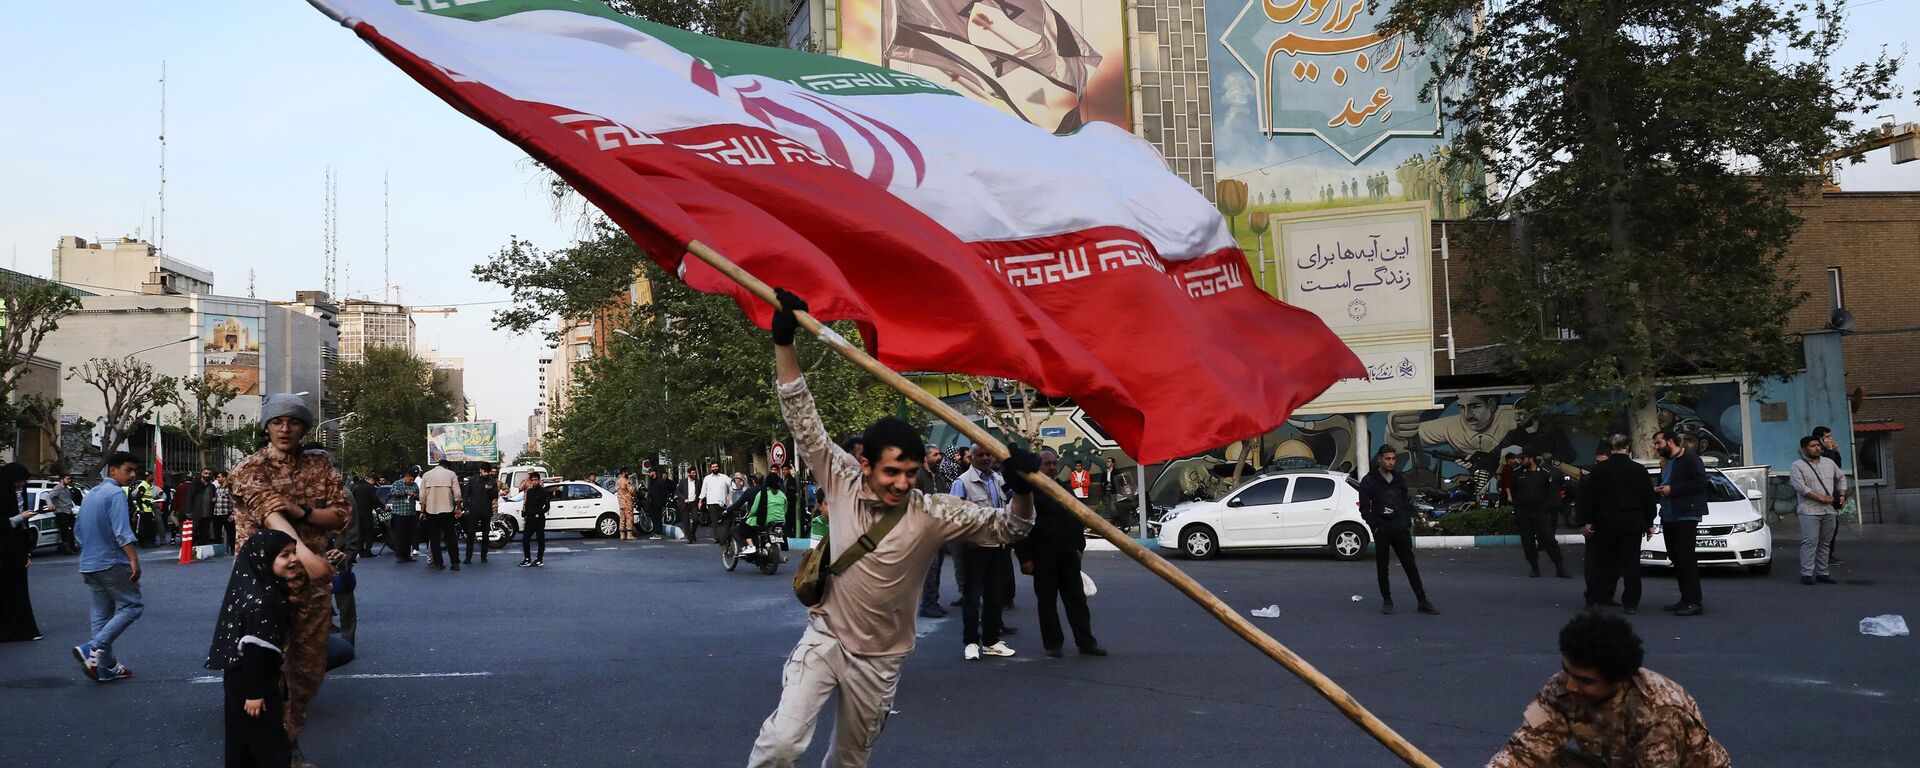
[{"xmin": 271, "ymin": 543, "xmax": 301, "ymax": 580}]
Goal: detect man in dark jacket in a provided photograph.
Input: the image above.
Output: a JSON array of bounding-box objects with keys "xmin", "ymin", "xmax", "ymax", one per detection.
[
  {"xmin": 643, "ymin": 464, "xmax": 671, "ymax": 540},
  {"xmin": 1014, "ymin": 449, "xmax": 1105, "ymax": 657},
  {"xmin": 520, "ymin": 472, "xmax": 549, "ymax": 567},
  {"xmin": 350, "ymin": 473, "xmax": 381, "ymax": 558},
  {"xmin": 1508, "ymin": 454, "xmax": 1570, "ymax": 578},
  {"xmin": 1579, "ymin": 435, "xmax": 1657, "ymax": 613},
  {"xmin": 463, "ymin": 466, "xmax": 499, "ymax": 564},
  {"xmin": 1653, "ymin": 430, "xmax": 1709, "ymax": 616},
  {"xmin": 1357, "ymin": 445, "xmax": 1437, "ymax": 615}
]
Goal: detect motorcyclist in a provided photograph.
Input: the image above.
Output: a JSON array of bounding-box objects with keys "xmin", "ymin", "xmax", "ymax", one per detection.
[{"xmin": 728, "ymin": 473, "xmax": 794, "ymax": 557}]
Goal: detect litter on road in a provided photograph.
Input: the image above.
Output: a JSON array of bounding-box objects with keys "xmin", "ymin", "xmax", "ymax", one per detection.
[{"xmin": 1859, "ymin": 614, "xmax": 1909, "ymax": 637}]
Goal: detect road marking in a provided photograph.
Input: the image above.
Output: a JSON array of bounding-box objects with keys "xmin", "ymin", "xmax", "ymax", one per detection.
[{"xmin": 189, "ymin": 672, "xmax": 494, "ymax": 684}]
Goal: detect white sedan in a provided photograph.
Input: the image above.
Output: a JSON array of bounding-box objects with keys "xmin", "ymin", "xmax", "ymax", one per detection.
[
  {"xmin": 1155, "ymin": 470, "xmax": 1370, "ymax": 561},
  {"xmin": 1639, "ymin": 465, "xmax": 1773, "ymax": 575},
  {"xmin": 491, "ymin": 480, "xmax": 624, "ymax": 545}
]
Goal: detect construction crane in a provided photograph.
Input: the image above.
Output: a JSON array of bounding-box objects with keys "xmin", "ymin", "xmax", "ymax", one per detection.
[
  {"xmin": 389, "ymin": 284, "xmax": 457, "ymax": 315},
  {"xmin": 1821, "ymin": 121, "xmax": 1919, "ymax": 191}
]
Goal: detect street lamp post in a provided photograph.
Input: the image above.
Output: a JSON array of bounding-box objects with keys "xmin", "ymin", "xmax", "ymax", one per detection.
[{"xmin": 126, "ymin": 335, "xmax": 197, "ymax": 488}]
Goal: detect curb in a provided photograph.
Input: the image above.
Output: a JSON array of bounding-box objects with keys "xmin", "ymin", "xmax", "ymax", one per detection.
[{"xmin": 1415, "ymin": 534, "xmax": 1586, "ymax": 549}]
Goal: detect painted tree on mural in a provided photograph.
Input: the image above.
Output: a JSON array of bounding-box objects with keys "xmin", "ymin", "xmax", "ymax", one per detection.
[{"xmin": 1381, "ymin": 0, "xmax": 1901, "ymax": 450}]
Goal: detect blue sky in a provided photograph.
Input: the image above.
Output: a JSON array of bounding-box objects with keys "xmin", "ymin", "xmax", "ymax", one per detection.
[{"xmin": 3, "ymin": 1, "xmax": 1915, "ymax": 454}]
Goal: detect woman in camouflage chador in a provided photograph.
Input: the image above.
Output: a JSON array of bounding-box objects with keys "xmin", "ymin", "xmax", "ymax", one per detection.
[{"xmin": 227, "ymin": 394, "xmax": 350, "ymax": 767}]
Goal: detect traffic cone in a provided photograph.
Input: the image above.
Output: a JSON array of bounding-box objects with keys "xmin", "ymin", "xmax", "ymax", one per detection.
[{"xmin": 180, "ymin": 518, "xmax": 195, "ymax": 564}]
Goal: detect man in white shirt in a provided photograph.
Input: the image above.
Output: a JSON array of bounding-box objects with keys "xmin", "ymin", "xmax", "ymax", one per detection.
[
  {"xmin": 951, "ymin": 445, "xmax": 1017, "ymax": 659},
  {"xmin": 696, "ymin": 462, "xmax": 732, "ymax": 545}
]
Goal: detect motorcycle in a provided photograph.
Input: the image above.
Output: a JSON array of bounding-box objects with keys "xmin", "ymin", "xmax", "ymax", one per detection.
[{"xmin": 722, "ymin": 516, "xmax": 785, "ymax": 575}]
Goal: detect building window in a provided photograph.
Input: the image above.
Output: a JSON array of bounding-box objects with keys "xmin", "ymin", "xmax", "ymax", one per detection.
[
  {"xmin": 1827, "ymin": 267, "xmax": 1844, "ymax": 312},
  {"xmin": 1855, "ymin": 433, "xmax": 1888, "ymax": 485}
]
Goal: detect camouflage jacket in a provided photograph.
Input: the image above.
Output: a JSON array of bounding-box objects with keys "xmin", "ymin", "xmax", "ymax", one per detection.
[
  {"xmin": 1487, "ymin": 669, "xmax": 1731, "ymax": 768},
  {"xmin": 228, "ymin": 446, "xmax": 351, "ymax": 555}
]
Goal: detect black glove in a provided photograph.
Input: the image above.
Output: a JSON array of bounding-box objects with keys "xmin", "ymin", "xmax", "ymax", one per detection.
[
  {"xmin": 771, "ymin": 288, "xmax": 808, "ymax": 347},
  {"xmin": 1000, "ymin": 446, "xmax": 1042, "ymax": 496}
]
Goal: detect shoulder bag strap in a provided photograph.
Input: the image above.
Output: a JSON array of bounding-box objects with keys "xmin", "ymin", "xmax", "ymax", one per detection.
[
  {"xmin": 827, "ymin": 505, "xmax": 907, "ymax": 576},
  {"xmin": 1798, "ymin": 459, "xmax": 1832, "ymax": 498}
]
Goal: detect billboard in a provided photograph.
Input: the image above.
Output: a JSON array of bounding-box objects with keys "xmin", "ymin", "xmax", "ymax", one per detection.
[
  {"xmin": 201, "ymin": 314, "xmax": 262, "ymax": 395},
  {"xmin": 1277, "ymin": 202, "xmax": 1434, "ymax": 415},
  {"xmin": 428, "ymin": 421, "xmax": 499, "ymax": 463},
  {"xmin": 839, "ymin": 0, "xmax": 1128, "ymax": 134},
  {"xmin": 1209, "ymin": 1, "xmax": 1472, "ymax": 250}
]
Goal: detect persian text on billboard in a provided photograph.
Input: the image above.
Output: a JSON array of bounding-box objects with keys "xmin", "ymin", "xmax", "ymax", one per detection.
[{"xmin": 428, "ymin": 422, "xmax": 499, "ymax": 463}]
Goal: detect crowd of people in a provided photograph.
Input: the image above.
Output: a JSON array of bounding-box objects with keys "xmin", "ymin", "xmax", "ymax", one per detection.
[{"xmin": 0, "ymin": 289, "xmax": 1859, "ymax": 768}]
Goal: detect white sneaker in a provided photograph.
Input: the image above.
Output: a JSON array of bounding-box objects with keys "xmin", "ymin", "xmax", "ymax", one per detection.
[
  {"xmin": 963, "ymin": 643, "xmax": 981, "ymax": 661},
  {"xmin": 741, "ymin": 543, "xmax": 757, "ymax": 555},
  {"xmin": 982, "ymin": 641, "xmax": 1015, "ymax": 657}
]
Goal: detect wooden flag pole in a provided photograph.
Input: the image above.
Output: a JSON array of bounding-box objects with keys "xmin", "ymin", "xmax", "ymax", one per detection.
[{"xmin": 684, "ymin": 240, "xmax": 1442, "ymax": 768}]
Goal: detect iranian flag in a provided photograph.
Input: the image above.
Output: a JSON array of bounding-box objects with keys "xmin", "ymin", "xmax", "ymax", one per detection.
[{"xmin": 308, "ymin": 0, "xmax": 1362, "ymax": 463}]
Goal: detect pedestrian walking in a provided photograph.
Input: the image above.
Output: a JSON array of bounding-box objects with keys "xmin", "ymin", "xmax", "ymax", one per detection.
[
  {"xmin": 950, "ymin": 444, "xmax": 1016, "ymax": 658},
  {"xmin": 519, "ymin": 472, "xmax": 549, "ymax": 567},
  {"xmin": 1486, "ymin": 613, "xmax": 1730, "ymax": 767},
  {"xmin": 387, "ymin": 470, "xmax": 421, "ymax": 563},
  {"xmin": 349, "ymin": 473, "xmax": 380, "ymax": 558},
  {"xmin": 1, "ymin": 463, "xmax": 42, "ymax": 642},
  {"xmin": 206, "ymin": 529, "xmax": 304, "ymax": 768},
  {"xmin": 679, "ymin": 468, "xmax": 701, "ymax": 542},
  {"xmin": 1790, "ymin": 435, "xmax": 1845, "ymax": 586},
  {"xmin": 1015, "ymin": 450, "xmax": 1105, "ymax": 658},
  {"xmin": 227, "ymin": 394, "xmax": 350, "ymax": 764},
  {"xmin": 915, "ymin": 445, "xmax": 950, "ymax": 619},
  {"xmin": 418, "ymin": 460, "xmax": 461, "ymax": 572},
  {"xmin": 463, "ymin": 465, "xmax": 499, "ymax": 563},
  {"xmin": 50, "ymin": 473, "xmax": 81, "ymax": 555},
  {"xmin": 213, "ymin": 471, "xmax": 237, "ymax": 556},
  {"xmin": 614, "ymin": 468, "xmax": 636, "ymax": 540},
  {"xmin": 1812, "ymin": 425, "xmax": 1846, "ymax": 565},
  {"xmin": 695, "ymin": 462, "xmax": 731, "ymax": 545},
  {"xmin": 1653, "ymin": 430, "xmax": 1708, "ymax": 616},
  {"xmin": 1508, "ymin": 454, "xmax": 1571, "ymax": 579},
  {"xmin": 644, "ymin": 464, "xmax": 670, "ymax": 540},
  {"xmin": 1358, "ymin": 445, "xmax": 1438, "ymax": 615},
  {"xmin": 1579, "ymin": 435, "xmax": 1656, "ymax": 613},
  {"xmin": 74, "ymin": 451, "xmax": 145, "ymax": 682},
  {"xmin": 748, "ymin": 291, "xmax": 1037, "ymax": 767}
]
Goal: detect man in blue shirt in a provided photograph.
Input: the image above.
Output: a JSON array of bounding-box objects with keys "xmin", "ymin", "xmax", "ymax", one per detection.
[{"xmin": 74, "ymin": 451, "xmax": 144, "ymax": 682}]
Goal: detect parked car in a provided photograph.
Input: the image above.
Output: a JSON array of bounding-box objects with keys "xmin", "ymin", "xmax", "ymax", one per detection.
[
  {"xmin": 1155, "ymin": 469, "xmax": 1370, "ymax": 561},
  {"xmin": 24, "ymin": 481, "xmax": 87, "ymax": 553},
  {"xmin": 491, "ymin": 479, "xmax": 622, "ymax": 546},
  {"xmin": 1639, "ymin": 464, "xmax": 1772, "ymax": 575}
]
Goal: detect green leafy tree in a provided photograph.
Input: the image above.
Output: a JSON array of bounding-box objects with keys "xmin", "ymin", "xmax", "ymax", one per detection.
[
  {"xmin": 0, "ymin": 276, "xmax": 82, "ymax": 405},
  {"xmin": 1382, "ymin": 0, "xmax": 1901, "ymax": 449},
  {"xmin": 605, "ymin": 0, "xmax": 790, "ymax": 47},
  {"xmin": 531, "ymin": 230, "xmax": 900, "ymax": 478},
  {"xmin": 332, "ymin": 346, "xmax": 457, "ymax": 476}
]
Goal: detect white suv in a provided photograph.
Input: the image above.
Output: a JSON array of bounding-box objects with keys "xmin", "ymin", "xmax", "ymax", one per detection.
[{"xmin": 1155, "ymin": 470, "xmax": 1369, "ymax": 561}]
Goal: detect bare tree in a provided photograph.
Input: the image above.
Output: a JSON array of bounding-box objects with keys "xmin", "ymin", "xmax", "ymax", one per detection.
[
  {"xmin": 170, "ymin": 374, "xmax": 242, "ymax": 470},
  {"xmin": 0, "ymin": 277, "xmax": 81, "ymax": 403},
  {"xmin": 69, "ymin": 357, "xmax": 178, "ymax": 457},
  {"xmin": 959, "ymin": 376, "xmax": 1062, "ymax": 448},
  {"xmin": 15, "ymin": 393, "xmax": 67, "ymax": 474}
]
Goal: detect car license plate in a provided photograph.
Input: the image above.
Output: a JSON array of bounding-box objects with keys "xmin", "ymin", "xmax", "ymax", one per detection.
[{"xmin": 1695, "ymin": 538, "xmax": 1727, "ymax": 549}]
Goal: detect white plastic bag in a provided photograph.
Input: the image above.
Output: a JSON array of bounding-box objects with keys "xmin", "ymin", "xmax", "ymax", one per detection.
[
  {"xmin": 1250, "ymin": 605, "xmax": 1281, "ymax": 618},
  {"xmin": 1081, "ymin": 571, "xmax": 1097, "ymax": 597},
  {"xmin": 1859, "ymin": 614, "xmax": 1910, "ymax": 637}
]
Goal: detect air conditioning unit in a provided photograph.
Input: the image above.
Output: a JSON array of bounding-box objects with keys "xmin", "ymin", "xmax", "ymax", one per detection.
[{"xmin": 1893, "ymin": 132, "xmax": 1919, "ymax": 165}]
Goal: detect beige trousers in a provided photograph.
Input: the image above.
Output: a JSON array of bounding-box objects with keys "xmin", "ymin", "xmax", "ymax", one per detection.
[{"xmin": 748, "ymin": 615, "xmax": 902, "ymax": 768}]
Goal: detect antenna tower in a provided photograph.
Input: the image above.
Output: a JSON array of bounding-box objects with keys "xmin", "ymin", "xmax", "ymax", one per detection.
[
  {"xmin": 248, "ymin": 268, "xmax": 256, "ymax": 299},
  {"xmin": 157, "ymin": 62, "xmax": 167, "ymax": 252},
  {"xmin": 384, "ymin": 173, "xmax": 391, "ymax": 303}
]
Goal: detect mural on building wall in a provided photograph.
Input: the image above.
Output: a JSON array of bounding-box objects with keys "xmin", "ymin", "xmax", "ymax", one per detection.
[
  {"xmin": 201, "ymin": 314, "xmax": 262, "ymax": 395},
  {"xmin": 1366, "ymin": 384, "xmax": 1747, "ymax": 496},
  {"xmin": 839, "ymin": 0, "xmax": 1128, "ymax": 134},
  {"xmin": 1210, "ymin": 1, "xmax": 1474, "ymax": 269}
]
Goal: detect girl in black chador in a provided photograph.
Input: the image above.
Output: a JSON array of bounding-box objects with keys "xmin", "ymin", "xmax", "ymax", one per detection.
[{"xmin": 207, "ymin": 529, "xmax": 300, "ymax": 768}]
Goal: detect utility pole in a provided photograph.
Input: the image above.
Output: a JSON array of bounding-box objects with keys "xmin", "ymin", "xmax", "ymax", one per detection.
[
  {"xmin": 157, "ymin": 62, "xmax": 167, "ymax": 252},
  {"xmin": 384, "ymin": 172, "xmax": 391, "ymax": 303}
]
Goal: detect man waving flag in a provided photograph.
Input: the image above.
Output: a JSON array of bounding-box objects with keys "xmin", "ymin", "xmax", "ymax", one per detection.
[{"xmin": 306, "ymin": 0, "xmax": 1362, "ymax": 463}]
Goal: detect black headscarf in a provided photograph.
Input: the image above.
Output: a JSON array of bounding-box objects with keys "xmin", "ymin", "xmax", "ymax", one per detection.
[
  {"xmin": 205, "ymin": 529, "xmax": 296, "ymax": 671},
  {"xmin": 0, "ymin": 463, "xmax": 31, "ymax": 560}
]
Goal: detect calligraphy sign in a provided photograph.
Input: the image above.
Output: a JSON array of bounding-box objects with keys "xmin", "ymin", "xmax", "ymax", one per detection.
[
  {"xmin": 1279, "ymin": 202, "xmax": 1435, "ymax": 414},
  {"xmin": 1219, "ymin": 1, "xmax": 1440, "ymax": 163}
]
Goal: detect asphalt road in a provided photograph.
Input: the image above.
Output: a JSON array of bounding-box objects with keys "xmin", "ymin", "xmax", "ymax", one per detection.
[{"xmin": 2, "ymin": 525, "xmax": 1915, "ymax": 767}]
